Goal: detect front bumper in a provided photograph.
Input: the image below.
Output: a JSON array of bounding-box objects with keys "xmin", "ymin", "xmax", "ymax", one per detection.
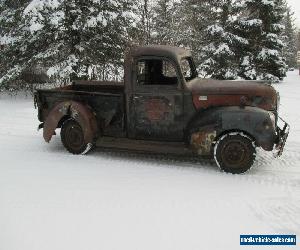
[{"xmin": 274, "ymin": 117, "xmax": 290, "ymax": 157}]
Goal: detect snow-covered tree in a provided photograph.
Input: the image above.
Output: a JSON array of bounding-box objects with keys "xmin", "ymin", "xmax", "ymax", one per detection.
[
  {"xmin": 199, "ymin": 0, "xmax": 249, "ymax": 79},
  {"xmin": 0, "ymin": 0, "xmax": 134, "ymax": 87},
  {"xmin": 297, "ymin": 30, "xmax": 300, "ymax": 52},
  {"xmin": 57, "ymin": 0, "xmax": 134, "ymax": 80},
  {"xmin": 282, "ymin": 7, "xmax": 297, "ymax": 68},
  {"xmin": 132, "ymin": 0, "xmax": 154, "ymax": 45},
  {"xmin": 1, "ymin": 0, "xmax": 294, "ymax": 87},
  {"xmin": 0, "ymin": 0, "xmax": 32, "ymax": 87},
  {"xmin": 176, "ymin": 0, "xmax": 215, "ymax": 66},
  {"xmin": 238, "ymin": 0, "xmax": 287, "ymax": 81},
  {"xmin": 152, "ymin": 0, "xmax": 178, "ymax": 45}
]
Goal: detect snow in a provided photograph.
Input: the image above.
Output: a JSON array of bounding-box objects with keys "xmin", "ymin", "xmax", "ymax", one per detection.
[
  {"xmin": 50, "ymin": 10, "xmax": 65, "ymax": 27},
  {"xmin": 240, "ymin": 19, "xmax": 262, "ymax": 27},
  {"xmin": 207, "ymin": 25, "xmax": 224, "ymax": 35},
  {"xmin": 0, "ymin": 72, "xmax": 300, "ymax": 250},
  {"xmin": 245, "ymin": 0, "xmax": 275, "ymax": 7},
  {"xmin": 214, "ymin": 43, "xmax": 234, "ymax": 56},
  {"xmin": 86, "ymin": 14, "xmax": 108, "ymax": 28},
  {"xmin": 47, "ymin": 55, "xmax": 79, "ymax": 78},
  {"xmin": 0, "ymin": 35, "xmax": 16, "ymax": 45},
  {"xmin": 24, "ymin": 0, "xmax": 60, "ymax": 15},
  {"xmin": 0, "ymin": 66, "xmax": 24, "ymax": 85},
  {"xmin": 24, "ymin": 0, "xmax": 60, "ymax": 33},
  {"xmin": 28, "ymin": 22, "xmax": 44, "ymax": 33},
  {"xmin": 261, "ymin": 0, "xmax": 276, "ymax": 7},
  {"xmin": 257, "ymin": 48, "xmax": 280, "ymax": 59}
]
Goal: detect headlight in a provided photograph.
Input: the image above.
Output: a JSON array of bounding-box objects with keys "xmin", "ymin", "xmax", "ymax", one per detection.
[{"xmin": 268, "ymin": 112, "xmax": 276, "ymax": 129}]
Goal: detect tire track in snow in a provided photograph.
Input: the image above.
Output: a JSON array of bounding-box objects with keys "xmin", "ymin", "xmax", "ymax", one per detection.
[
  {"xmin": 248, "ymin": 198, "xmax": 300, "ymax": 235},
  {"xmin": 90, "ymin": 148, "xmax": 300, "ymax": 189}
]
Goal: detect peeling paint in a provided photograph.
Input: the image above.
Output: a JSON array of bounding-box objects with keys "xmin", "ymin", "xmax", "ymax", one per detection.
[{"xmin": 190, "ymin": 130, "xmax": 217, "ymax": 155}]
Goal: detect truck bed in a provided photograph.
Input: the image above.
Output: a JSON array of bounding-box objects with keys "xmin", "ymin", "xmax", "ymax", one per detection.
[
  {"xmin": 58, "ymin": 80, "xmax": 124, "ymax": 94},
  {"xmin": 35, "ymin": 80, "xmax": 126, "ymax": 137}
]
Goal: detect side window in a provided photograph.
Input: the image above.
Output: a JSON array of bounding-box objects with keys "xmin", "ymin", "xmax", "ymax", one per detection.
[
  {"xmin": 162, "ymin": 61, "xmax": 177, "ymax": 78},
  {"xmin": 181, "ymin": 59, "xmax": 192, "ymax": 79},
  {"xmin": 136, "ymin": 58, "xmax": 178, "ymax": 86},
  {"xmin": 137, "ymin": 61, "xmax": 147, "ymax": 85}
]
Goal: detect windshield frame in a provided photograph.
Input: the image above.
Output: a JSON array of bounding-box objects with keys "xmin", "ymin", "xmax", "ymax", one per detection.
[{"xmin": 180, "ymin": 57, "xmax": 198, "ymax": 82}]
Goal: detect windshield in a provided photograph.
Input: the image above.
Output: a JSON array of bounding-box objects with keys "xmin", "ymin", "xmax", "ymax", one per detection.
[{"xmin": 181, "ymin": 57, "xmax": 197, "ymax": 81}]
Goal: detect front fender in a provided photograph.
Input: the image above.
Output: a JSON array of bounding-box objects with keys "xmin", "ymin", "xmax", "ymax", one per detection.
[
  {"xmin": 220, "ymin": 107, "xmax": 276, "ymax": 150},
  {"xmin": 187, "ymin": 106, "xmax": 276, "ymax": 154},
  {"xmin": 43, "ymin": 101, "xmax": 98, "ymax": 143}
]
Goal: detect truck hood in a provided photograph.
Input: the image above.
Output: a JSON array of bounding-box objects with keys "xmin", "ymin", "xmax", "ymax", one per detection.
[{"xmin": 186, "ymin": 78, "xmax": 277, "ymax": 111}]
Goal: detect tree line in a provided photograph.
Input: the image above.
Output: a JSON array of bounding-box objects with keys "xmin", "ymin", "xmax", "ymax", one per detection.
[{"xmin": 0, "ymin": 0, "xmax": 299, "ymax": 90}]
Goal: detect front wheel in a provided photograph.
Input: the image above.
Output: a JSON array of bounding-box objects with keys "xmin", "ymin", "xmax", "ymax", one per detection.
[
  {"xmin": 214, "ymin": 133, "xmax": 256, "ymax": 174},
  {"xmin": 60, "ymin": 118, "xmax": 93, "ymax": 155}
]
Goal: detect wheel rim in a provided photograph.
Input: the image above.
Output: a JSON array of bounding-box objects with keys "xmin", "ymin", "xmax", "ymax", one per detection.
[
  {"xmin": 64, "ymin": 122, "xmax": 84, "ymax": 150},
  {"xmin": 220, "ymin": 140, "xmax": 248, "ymax": 168}
]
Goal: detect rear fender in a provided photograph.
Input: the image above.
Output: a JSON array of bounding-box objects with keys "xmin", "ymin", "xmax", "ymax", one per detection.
[{"xmin": 43, "ymin": 101, "xmax": 98, "ymax": 143}]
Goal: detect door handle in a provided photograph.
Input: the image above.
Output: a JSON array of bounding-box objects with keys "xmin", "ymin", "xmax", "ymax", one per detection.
[{"xmin": 174, "ymin": 105, "xmax": 182, "ymax": 115}]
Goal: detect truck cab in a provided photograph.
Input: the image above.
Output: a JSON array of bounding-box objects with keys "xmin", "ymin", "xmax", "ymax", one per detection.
[
  {"xmin": 125, "ymin": 46, "xmax": 196, "ymax": 141},
  {"xmin": 34, "ymin": 45, "xmax": 289, "ymax": 174}
]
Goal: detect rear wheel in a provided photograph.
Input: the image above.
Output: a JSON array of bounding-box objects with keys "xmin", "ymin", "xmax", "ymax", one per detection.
[
  {"xmin": 61, "ymin": 118, "xmax": 93, "ymax": 155},
  {"xmin": 214, "ymin": 133, "xmax": 256, "ymax": 174}
]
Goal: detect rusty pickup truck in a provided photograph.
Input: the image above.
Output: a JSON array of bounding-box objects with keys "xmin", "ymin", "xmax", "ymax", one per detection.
[{"xmin": 34, "ymin": 45, "xmax": 289, "ymax": 174}]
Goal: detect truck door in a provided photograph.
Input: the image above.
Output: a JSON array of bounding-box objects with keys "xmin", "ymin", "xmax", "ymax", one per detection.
[{"xmin": 129, "ymin": 57, "xmax": 184, "ymax": 141}]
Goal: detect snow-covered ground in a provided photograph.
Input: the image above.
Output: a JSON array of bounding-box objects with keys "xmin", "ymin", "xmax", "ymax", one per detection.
[{"xmin": 0, "ymin": 72, "xmax": 299, "ymax": 250}]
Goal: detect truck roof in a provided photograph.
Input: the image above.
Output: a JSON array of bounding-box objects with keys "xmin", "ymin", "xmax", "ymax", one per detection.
[{"xmin": 130, "ymin": 45, "xmax": 191, "ymax": 60}]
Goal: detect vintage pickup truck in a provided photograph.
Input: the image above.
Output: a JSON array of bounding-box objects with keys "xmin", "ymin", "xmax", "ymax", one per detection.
[{"xmin": 34, "ymin": 45, "xmax": 289, "ymax": 174}]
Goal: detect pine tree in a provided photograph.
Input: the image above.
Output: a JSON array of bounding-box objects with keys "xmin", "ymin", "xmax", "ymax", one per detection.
[
  {"xmin": 152, "ymin": 0, "xmax": 177, "ymax": 45},
  {"xmin": 297, "ymin": 31, "xmax": 300, "ymax": 52},
  {"xmin": 133, "ymin": 0, "xmax": 154, "ymax": 45},
  {"xmin": 282, "ymin": 8, "xmax": 297, "ymax": 68},
  {"xmin": 239, "ymin": 0, "xmax": 287, "ymax": 82},
  {"xmin": 199, "ymin": 0, "xmax": 249, "ymax": 79},
  {"xmin": 177, "ymin": 0, "xmax": 215, "ymax": 66},
  {"xmin": 0, "ymin": 0, "xmax": 33, "ymax": 87},
  {"xmin": 0, "ymin": 0, "xmax": 134, "ymax": 86}
]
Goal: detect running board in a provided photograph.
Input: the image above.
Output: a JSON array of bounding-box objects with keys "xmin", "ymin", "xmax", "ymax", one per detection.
[{"xmin": 96, "ymin": 137, "xmax": 193, "ymax": 156}]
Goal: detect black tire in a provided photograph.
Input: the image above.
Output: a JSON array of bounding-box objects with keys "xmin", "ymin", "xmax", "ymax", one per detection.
[
  {"xmin": 60, "ymin": 118, "xmax": 93, "ymax": 155},
  {"xmin": 214, "ymin": 133, "xmax": 256, "ymax": 174}
]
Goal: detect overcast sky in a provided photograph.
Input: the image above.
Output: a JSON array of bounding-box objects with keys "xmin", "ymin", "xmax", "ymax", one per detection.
[{"xmin": 287, "ymin": 0, "xmax": 300, "ymax": 28}]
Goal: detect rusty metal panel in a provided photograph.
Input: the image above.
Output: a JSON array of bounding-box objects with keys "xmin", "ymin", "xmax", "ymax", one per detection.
[
  {"xmin": 188, "ymin": 78, "xmax": 277, "ymax": 111},
  {"xmin": 131, "ymin": 89, "xmax": 184, "ymax": 141},
  {"xmin": 141, "ymin": 97, "xmax": 173, "ymax": 121},
  {"xmin": 220, "ymin": 106, "xmax": 277, "ymax": 150},
  {"xmin": 69, "ymin": 102, "xmax": 98, "ymax": 143},
  {"xmin": 193, "ymin": 94, "xmax": 275, "ymax": 111},
  {"xmin": 43, "ymin": 101, "xmax": 98, "ymax": 144},
  {"xmin": 190, "ymin": 130, "xmax": 217, "ymax": 155},
  {"xmin": 36, "ymin": 87, "xmax": 126, "ymax": 137},
  {"xmin": 96, "ymin": 136, "xmax": 193, "ymax": 156},
  {"xmin": 43, "ymin": 101, "xmax": 71, "ymax": 142},
  {"xmin": 130, "ymin": 45, "xmax": 192, "ymax": 63},
  {"xmin": 186, "ymin": 106, "xmax": 277, "ymax": 152}
]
